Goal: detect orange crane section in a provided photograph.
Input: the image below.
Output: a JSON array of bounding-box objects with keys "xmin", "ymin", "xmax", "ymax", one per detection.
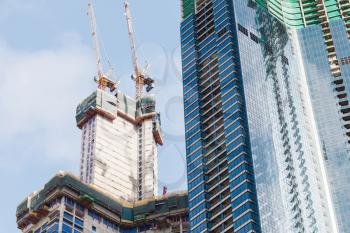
[
  {"xmin": 88, "ymin": 0, "xmax": 117, "ymax": 92},
  {"xmin": 124, "ymin": 1, "xmax": 154, "ymax": 99}
]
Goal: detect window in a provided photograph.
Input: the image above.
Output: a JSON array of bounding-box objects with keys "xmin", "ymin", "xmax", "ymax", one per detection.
[
  {"xmin": 238, "ymin": 24, "xmax": 248, "ymax": 36},
  {"xmin": 250, "ymin": 32, "xmax": 259, "ymax": 43},
  {"xmin": 62, "ymin": 223, "xmax": 73, "ymax": 233},
  {"xmin": 74, "ymin": 224, "xmax": 83, "ymax": 232},
  {"xmin": 76, "ymin": 203, "xmax": 84, "ymax": 212},
  {"xmin": 65, "ymin": 197, "xmax": 75, "ymax": 207},
  {"xmin": 75, "ymin": 218, "xmax": 84, "ymax": 227},
  {"xmin": 47, "ymin": 222, "xmax": 59, "ymax": 233},
  {"xmin": 49, "ymin": 197, "xmax": 61, "ymax": 208},
  {"xmin": 88, "ymin": 210, "xmax": 102, "ymax": 221},
  {"xmin": 340, "ymin": 56, "xmax": 350, "ymax": 65},
  {"xmin": 218, "ymin": 27, "xmax": 228, "ymax": 37},
  {"xmin": 92, "ymin": 226, "xmax": 97, "ymax": 232},
  {"xmin": 64, "ymin": 212, "xmax": 74, "ymax": 222}
]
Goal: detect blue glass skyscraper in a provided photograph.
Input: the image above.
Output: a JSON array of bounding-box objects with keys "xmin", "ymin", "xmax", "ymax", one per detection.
[
  {"xmin": 181, "ymin": 0, "xmax": 346, "ymax": 232},
  {"xmin": 297, "ymin": 19, "xmax": 350, "ymax": 233},
  {"xmin": 181, "ymin": 0, "xmax": 261, "ymax": 232}
]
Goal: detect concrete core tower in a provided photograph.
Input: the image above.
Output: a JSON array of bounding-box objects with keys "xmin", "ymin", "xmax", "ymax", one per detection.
[{"xmin": 76, "ymin": 89, "xmax": 163, "ymax": 201}]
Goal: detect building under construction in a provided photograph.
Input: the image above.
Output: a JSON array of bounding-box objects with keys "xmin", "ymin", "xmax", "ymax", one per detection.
[
  {"xmin": 74, "ymin": 0, "xmax": 164, "ymax": 202},
  {"xmin": 16, "ymin": 172, "xmax": 189, "ymax": 233},
  {"xmin": 76, "ymin": 88, "xmax": 163, "ymax": 201},
  {"xmin": 16, "ymin": 1, "xmax": 189, "ymax": 232}
]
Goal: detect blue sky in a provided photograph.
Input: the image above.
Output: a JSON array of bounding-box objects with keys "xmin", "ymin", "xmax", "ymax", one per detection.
[{"xmin": 0, "ymin": 1, "xmax": 186, "ymax": 232}]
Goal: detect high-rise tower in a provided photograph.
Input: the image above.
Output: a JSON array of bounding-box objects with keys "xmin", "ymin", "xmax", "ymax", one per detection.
[
  {"xmin": 76, "ymin": 0, "xmax": 163, "ymax": 201},
  {"xmin": 253, "ymin": 0, "xmax": 350, "ymax": 78},
  {"xmin": 15, "ymin": 2, "xmax": 190, "ymax": 233},
  {"xmin": 180, "ymin": 0, "xmax": 342, "ymax": 232},
  {"xmin": 297, "ymin": 19, "xmax": 350, "ymax": 233},
  {"xmin": 76, "ymin": 90, "xmax": 162, "ymax": 201}
]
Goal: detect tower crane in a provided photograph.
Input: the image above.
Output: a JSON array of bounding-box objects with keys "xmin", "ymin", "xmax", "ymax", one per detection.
[
  {"xmin": 87, "ymin": 0, "xmax": 117, "ymax": 92},
  {"xmin": 124, "ymin": 1, "xmax": 154, "ymax": 100}
]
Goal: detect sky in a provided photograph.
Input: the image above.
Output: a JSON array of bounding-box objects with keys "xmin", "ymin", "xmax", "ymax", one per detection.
[{"xmin": 0, "ymin": 1, "xmax": 186, "ymax": 232}]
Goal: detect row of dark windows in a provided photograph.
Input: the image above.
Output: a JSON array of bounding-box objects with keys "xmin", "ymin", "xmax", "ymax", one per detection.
[
  {"xmin": 340, "ymin": 56, "xmax": 350, "ymax": 65},
  {"xmin": 237, "ymin": 23, "xmax": 259, "ymax": 44},
  {"xmin": 237, "ymin": 24, "xmax": 290, "ymax": 66},
  {"xmin": 238, "ymin": 24, "xmax": 248, "ymax": 36}
]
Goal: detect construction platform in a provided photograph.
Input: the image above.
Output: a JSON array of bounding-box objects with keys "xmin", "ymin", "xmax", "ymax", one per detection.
[{"xmin": 16, "ymin": 172, "xmax": 189, "ymax": 233}]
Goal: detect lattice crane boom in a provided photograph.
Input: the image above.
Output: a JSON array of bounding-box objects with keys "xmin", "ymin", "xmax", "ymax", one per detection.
[
  {"xmin": 124, "ymin": 1, "xmax": 141, "ymax": 78},
  {"xmin": 88, "ymin": 0, "xmax": 103, "ymax": 77},
  {"xmin": 124, "ymin": 1, "xmax": 154, "ymax": 99},
  {"xmin": 87, "ymin": 0, "xmax": 117, "ymax": 92}
]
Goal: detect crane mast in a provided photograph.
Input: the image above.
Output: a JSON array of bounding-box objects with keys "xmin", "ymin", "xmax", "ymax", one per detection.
[
  {"xmin": 87, "ymin": 0, "xmax": 117, "ymax": 92},
  {"xmin": 124, "ymin": 1, "xmax": 154, "ymax": 99}
]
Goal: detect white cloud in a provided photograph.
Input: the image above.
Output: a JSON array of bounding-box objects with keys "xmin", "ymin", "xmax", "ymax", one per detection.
[
  {"xmin": 0, "ymin": 35, "xmax": 95, "ymax": 163},
  {"xmin": 0, "ymin": 0, "xmax": 36, "ymax": 20}
]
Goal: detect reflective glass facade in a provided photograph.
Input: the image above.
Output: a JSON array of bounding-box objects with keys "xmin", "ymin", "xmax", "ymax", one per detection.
[
  {"xmin": 181, "ymin": 1, "xmax": 261, "ymax": 232},
  {"xmin": 252, "ymin": 0, "xmax": 350, "ymax": 78},
  {"xmin": 253, "ymin": 0, "xmax": 350, "ymax": 29},
  {"xmin": 181, "ymin": 0, "xmax": 341, "ymax": 232},
  {"xmin": 298, "ymin": 19, "xmax": 350, "ymax": 233}
]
